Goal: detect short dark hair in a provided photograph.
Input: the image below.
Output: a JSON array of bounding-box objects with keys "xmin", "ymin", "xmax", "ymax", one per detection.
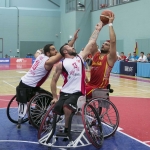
[
  {"xmin": 59, "ymin": 43, "xmax": 68, "ymax": 56},
  {"xmin": 133, "ymin": 52, "xmax": 136, "ymax": 53},
  {"xmin": 121, "ymin": 52, "xmax": 124, "ymax": 54},
  {"xmin": 43, "ymin": 44, "xmax": 53, "ymax": 55},
  {"xmin": 141, "ymin": 52, "xmax": 144, "ymax": 54}
]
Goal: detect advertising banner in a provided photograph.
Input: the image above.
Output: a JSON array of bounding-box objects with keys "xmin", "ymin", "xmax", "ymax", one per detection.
[
  {"xmin": 10, "ymin": 58, "xmax": 32, "ymax": 65},
  {"xmin": 0, "ymin": 58, "xmax": 10, "ymax": 64}
]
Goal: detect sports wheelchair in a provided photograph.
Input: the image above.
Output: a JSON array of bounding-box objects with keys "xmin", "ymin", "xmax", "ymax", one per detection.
[
  {"xmin": 37, "ymin": 85, "xmax": 119, "ymax": 149},
  {"xmin": 6, "ymin": 87, "xmax": 53, "ymax": 129}
]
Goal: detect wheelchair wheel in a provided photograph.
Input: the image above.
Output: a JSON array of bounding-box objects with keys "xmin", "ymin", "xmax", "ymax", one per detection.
[
  {"xmin": 6, "ymin": 95, "xmax": 28, "ymax": 124},
  {"xmin": 82, "ymin": 103, "xmax": 103, "ymax": 149},
  {"xmin": 38, "ymin": 104, "xmax": 57, "ymax": 144},
  {"xmin": 88, "ymin": 98, "xmax": 119, "ymax": 139},
  {"xmin": 28, "ymin": 93, "xmax": 53, "ymax": 129}
]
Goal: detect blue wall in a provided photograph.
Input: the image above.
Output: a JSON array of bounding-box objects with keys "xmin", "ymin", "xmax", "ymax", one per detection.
[
  {"xmin": 1, "ymin": 0, "xmax": 150, "ymax": 57},
  {"xmin": 0, "ymin": 7, "xmax": 18, "ymax": 58},
  {"xmin": 9, "ymin": 0, "xmax": 60, "ymax": 9},
  {"xmin": 0, "ymin": 0, "xmax": 60, "ymax": 57},
  {"xmin": 60, "ymin": 0, "xmax": 92, "ymax": 53},
  {"xmin": 91, "ymin": 0, "xmax": 150, "ymax": 56}
]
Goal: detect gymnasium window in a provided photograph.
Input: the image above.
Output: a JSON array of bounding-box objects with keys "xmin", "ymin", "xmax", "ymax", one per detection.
[
  {"xmin": 66, "ymin": 0, "xmax": 85, "ymax": 13},
  {"xmin": 92, "ymin": 0, "xmax": 138, "ymax": 11}
]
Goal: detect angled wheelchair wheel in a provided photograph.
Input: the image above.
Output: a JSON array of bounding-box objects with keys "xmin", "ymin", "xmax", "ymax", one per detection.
[
  {"xmin": 38, "ymin": 104, "xmax": 57, "ymax": 144},
  {"xmin": 28, "ymin": 93, "xmax": 53, "ymax": 129},
  {"xmin": 88, "ymin": 98, "xmax": 119, "ymax": 139},
  {"xmin": 82, "ymin": 103, "xmax": 104, "ymax": 149},
  {"xmin": 6, "ymin": 95, "xmax": 28, "ymax": 124}
]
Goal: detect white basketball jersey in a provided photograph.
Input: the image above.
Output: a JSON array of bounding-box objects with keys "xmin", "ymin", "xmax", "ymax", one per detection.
[
  {"xmin": 21, "ymin": 54, "xmax": 52, "ymax": 87},
  {"xmin": 61, "ymin": 55, "xmax": 85, "ymax": 95}
]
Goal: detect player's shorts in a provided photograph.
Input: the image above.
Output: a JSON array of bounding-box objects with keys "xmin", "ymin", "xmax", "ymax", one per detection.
[
  {"xmin": 86, "ymin": 85, "xmax": 95, "ymax": 98},
  {"xmin": 16, "ymin": 80, "xmax": 40, "ymax": 103},
  {"xmin": 53, "ymin": 92, "xmax": 82, "ymax": 115}
]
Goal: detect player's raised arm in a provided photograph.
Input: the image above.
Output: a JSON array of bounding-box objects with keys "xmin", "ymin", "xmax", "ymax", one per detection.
[{"xmin": 80, "ymin": 21, "xmax": 104, "ymax": 59}]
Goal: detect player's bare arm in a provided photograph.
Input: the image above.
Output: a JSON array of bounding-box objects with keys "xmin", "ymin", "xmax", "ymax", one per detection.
[
  {"xmin": 107, "ymin": 13, "xmax": 117, "ymax": 66},
  {"xmin": 45, "ymin": 53, "xmax": 63, "ymax": 70},
  {"xmin": 80, "ymin": 21, "xmax": 104, "ymax": 59},
  {"xmin": 68, "ymin": 29, "xmax": 80, "ymax": 47},
  {"xmin": 50, "ymin": 62, "xmax": 62, "ymax": 104}
]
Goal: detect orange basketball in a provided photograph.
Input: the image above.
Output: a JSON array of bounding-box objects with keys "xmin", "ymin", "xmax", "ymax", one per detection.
[{"xmin": 100, "ymin": 10, "xmax": 113, "ymax": 24}]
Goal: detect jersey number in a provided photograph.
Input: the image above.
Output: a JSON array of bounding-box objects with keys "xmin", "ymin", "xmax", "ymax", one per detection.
[{"xmin": 32, "ymin": 60, "xmax": 40, "ymax": 70}]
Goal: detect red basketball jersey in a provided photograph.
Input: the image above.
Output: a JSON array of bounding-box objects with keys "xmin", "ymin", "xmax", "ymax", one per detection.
[{"xmin": 87, "ymin": 52, "xmax": 112, "ymax": 89}]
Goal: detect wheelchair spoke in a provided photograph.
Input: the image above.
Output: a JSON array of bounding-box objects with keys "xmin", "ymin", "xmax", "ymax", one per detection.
[
  {"xmin": 28, "ymin": 93, "xmax": 53, "ymax": 129},
  {"xmin": 88, "ymin": 98, "xmax": 119, "ymax": 138}
]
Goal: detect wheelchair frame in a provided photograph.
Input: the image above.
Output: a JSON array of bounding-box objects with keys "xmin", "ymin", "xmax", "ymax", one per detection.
[
  {"xmin": 38, "ymin": 96, "xmax": 104, "ymax": 149},
  {"xmin": 6, "ymin": 88, "xmax": 53, "ymax": 129},
  {"xmin": 37, "ymin": 87, "xmax": 119, "ymax": 148}
]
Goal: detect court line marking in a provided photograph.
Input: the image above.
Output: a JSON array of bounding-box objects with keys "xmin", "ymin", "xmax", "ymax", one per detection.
[
  {"xmin": 110, "ymin": 73, "xmax": 150, "ymax": 81},
  {"xmin": 118, "ymin": 130, "xmax": 150, "ymax": 148},
  {"xmin": 111, "ymin": 78, "xmax": 150, "ymax": 88},
  {"xmin": 0, "ymin": 123, "xmax": 149, "ymax": 148},
  {"xmin": 117, "ymin": 127, "xmax": 123, "ymax": 131},
  {"xmin": 0, "ymin": 140, "xmax": 39, "ymax": 144},
  {"xmin": 16, "ymin": 71, "xmax": 27, "ymax": 73},
  {"xmin": 0, "ymin": 108, "xmax": 149, "ymax": 148},
  {"xmin": 144, "ymin": 141, "xmax": 150, "ymax": 143},
  {"xmin": 2, "ymin": 80, "xmax": 15, "ymax": 88},
  {"xmin": 0, "ymin": 68, "xmax": 30, "ymax": 71},
  {"xmin": 110, "ymin": 77, "xmax": 150, "ymax": 87},
  {"xmin": 2, "ymin": 81, "xmax": 19, "ymax": 83},
  {"xmin": 0, "ymin": 94, "xmax": 14, "ymax": 96},
  {"xmin": 110, "ymin": 95, "xmax": 150, "ymax": 99},
  {"xmin": 111, "ymin": 82, "xmax": 149, "ymax": 93},
  {"xmin": 0, "ymin": 99, "xmax": 10, "ymax": 101},
  {"xmin": 0, "ymin": 76, "xmax": 20, "ymax": 78},
  {"xmin": 0, "ymin": 107, "xmax": 15, "ymax": 109},
  {"xmin": 0, "ymin": 140, "xmax": 78, "ymax": 150}
]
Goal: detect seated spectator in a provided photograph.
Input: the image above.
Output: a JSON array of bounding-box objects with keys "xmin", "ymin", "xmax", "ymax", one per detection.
[
  {"xmin": 120, "ymin": 52, "xmax": 127, "ymax": 61},
  {"xmin": 147, "ymin": 53, "xmax": 150, "ymax": 62},
  {"xmin": 5, "ymin": 54, "xmax": 8, "ymax": 58},
  {"xmin": 137, "ymin": 52, "xmax": 148, "ymax": 62},
  {"xmin": 130, "ymin": 52, "xmax": 139, "ymax": 61},
  {"xmin": 126, "ymin": 53, "xmax": 132, "ymax": 61}
]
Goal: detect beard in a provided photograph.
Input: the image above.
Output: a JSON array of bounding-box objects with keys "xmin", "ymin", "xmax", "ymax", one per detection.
[
  {"xmin": 101, "ymin": 50, "xmax": 109, "ymax": 54},
  {"xmin": 68, "ymin": 51, "xmax": 77, "ymax": 56}
]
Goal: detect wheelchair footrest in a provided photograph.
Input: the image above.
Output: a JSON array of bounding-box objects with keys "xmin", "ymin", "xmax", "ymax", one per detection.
[{"xmin": 56, "ymin": 132, "xmax": 68, "ymax": 137}]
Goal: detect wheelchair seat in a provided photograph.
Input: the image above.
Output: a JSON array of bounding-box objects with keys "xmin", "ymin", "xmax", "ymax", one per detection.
[
  {"xmin": 92, "ymin": 88, "xmax": 109, "ymax": 99},
  {"xmin": 92, "ymin": 84, "xmax": 114, "ymax": 99}
]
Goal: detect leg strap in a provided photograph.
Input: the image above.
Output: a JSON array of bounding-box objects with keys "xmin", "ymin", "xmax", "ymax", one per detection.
[{"xmin": 18, "ymin": 103, "xmax": 27, "ymax": 118}]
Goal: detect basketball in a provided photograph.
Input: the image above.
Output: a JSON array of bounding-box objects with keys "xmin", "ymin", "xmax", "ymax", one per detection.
[{"xmin": 100, "ymin": 10, "xmax": 113, "ymax": 24}]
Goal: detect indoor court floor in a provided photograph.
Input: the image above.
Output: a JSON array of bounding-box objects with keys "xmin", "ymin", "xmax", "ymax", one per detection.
[{"xmin": 0, "ymin": 64, "xmax": 150, "ymax": 150}]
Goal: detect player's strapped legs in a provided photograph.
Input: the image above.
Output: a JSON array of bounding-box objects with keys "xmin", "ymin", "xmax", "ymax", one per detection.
[
  {"xmin": 18, "ymin": 103, "xmax": 27, "ymax": 118},
  {"xmin": 16, "ymin": 81, "xmax": 39, "ymax": 128}
]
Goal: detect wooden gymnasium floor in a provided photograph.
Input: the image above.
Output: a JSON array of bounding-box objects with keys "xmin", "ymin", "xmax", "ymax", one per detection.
[{"xmin": 0, "ymin": 65, "xmax": 150, "ymax": 150}]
